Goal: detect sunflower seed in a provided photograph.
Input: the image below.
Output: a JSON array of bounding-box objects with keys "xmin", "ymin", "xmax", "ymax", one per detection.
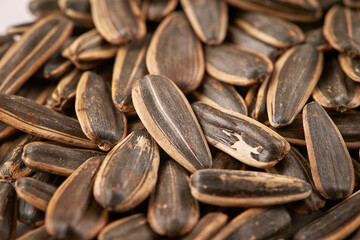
[
  {"xmin": 0, "ymin": 180, "xmax": 17, "ymax": 240},
  {"xmin": 43, "ymin": 58, "xmax": 72, "ymax": 80},
  {"xmin": 22, "ymin": 141, "xmax": 104, "ymax": 176},
  {"xmin": 212, "ymin": 206, "xmax": 291, "ymax": 240},
  {"xmin": 98, "ymin": 214, "xmax": 157, "ymax": 240},
  {"xmin": 205, "ymin": 44, "xmax": 273, "ymax": 86},
  {"xmin": 17, "ymin": 225, "xmax": 55, "ymax": 240},
  {"xmin": 192, "ymin": 102, "xmax": 290, "ymax": 168},
  {"xmin": 0, "ymin": 36, "xmax": 14, "ymax": 59},
  {"xmin": 294, "ymin": 189, "xmax": 360, "ymax": 240},
  {"xmin": 58, "ymin": 0, "xmax": 93, "ymax": 27},
  {"xmin": 233, "ymin": 11, "xmax": 305, "ymax": 48},
  {"xmin": 146, "ymin": 0, "xmax": 178, "ymax": 21},
  {"xmin": 146, "ymin": 11, "xmax": 204, "ymax": 93},
  {"xmin": 94, "ymin": 129, "xmax": 159, "ymax": 212},
  {"xmin": 212, "ymin": 151, "xmax": 246, "ymax": 170},
  {"xmin": 323, "ymin": 5, "xmax": 360, "ymax": 57},
  {"xmin": 132, "ymin": 74, "xmax": 212, "ymax": 173},
  {"xmin": 0, "ymin": 94, "xmax": 98, "ymax": 149},
  {"xmin": 303, "ymin": 101, "xmax": 354, "ymax": 200},
  {"xmin": 29, "ymin": 0, "xmax": 61, "ymax": 18},
  {"xmin": 180, "ymin": 0, "xmax": 228, "ymax": 45},
  {"xmin": 190, "ymin": 169, "xmax": 311, "ymax": 207},
  {"xmin": 338, "ymin": 53, "xmax": 360, "ymax": 83},
  {"xmin": 148, "ymin": 160, "xmax": 199, "ymax": 237},
  {"xmin": 90, "ymin": 0, "xmax": 146, "ymax": 45},
  {"xmin": 75, "ymin": 71, "xmax": 127, "ymax": 151},
  {"xmin": 6, "ymin": 22, "xmax": 33, "ymax": 36},
  {"xmin": 267, "ymin": 44, "xmax": 323, "ymax": 128},
  {"xmin": 305, "ymin": 28, "xmax": 332, "ymax": 51},
  {"xmin": 112, "ymin": 34, "xmax": 151, "ymax": 112},
  {"xmin": 192, "ymin": 75, "xmax": 247, "ymax": 115},
  {"xmin": 18, "ymin": 197, "xmax": 45, "ymax": 228},
  {"xmin": 343, "ymin": 0, "xmax": 360, "ymax": 8},
  {"xmin": 0, "ymin": 15, "xmax": 73, "ymax": 95}
]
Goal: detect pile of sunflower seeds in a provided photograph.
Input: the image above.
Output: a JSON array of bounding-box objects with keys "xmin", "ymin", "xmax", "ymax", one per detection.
[{"xmin": 1, "ymin": 0, "xmax": 360, "ymax": 239}]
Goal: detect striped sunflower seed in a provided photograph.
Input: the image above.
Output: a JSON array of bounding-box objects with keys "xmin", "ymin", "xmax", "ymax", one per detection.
[
  {"xmin": 338, "ymin": 53, "xmax": 360, "ymax": 83},
  {"xmin": 305, "ymin": 28, "xmax": 332, "ymax": 51},
  {"xmin": 0, "ymin": 181, "xmax": 17, "ymax": 239},
  {"xmin": 0, "ymin": 36, "xmax": 14, "ymax": 59},
  {"xmin": 16, "ymin": 225, "xmax": 55, "ymax": 240},
  {"xmin": 58, "ymin": 0, "xmax": 93, "ymax": 28},
  {"xmin": 146, "ymin": 0, "xmax": 178, "ymax": 21},
  {"xmin": 29, "ymin": 0, "xmax": 61, "ymax": 18},
  {"xmin": 211, "ymin": 151, "xmax": 246, "ymax": 170},
  {"xmin": 6, "ymin": 22, "xmax": 33, "ymax": 36}
]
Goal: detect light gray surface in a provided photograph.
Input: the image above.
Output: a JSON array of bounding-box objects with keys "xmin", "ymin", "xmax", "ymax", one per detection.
[{"xmin": 0, "ymin": 0, "xmax": 34, "ymax": 34}]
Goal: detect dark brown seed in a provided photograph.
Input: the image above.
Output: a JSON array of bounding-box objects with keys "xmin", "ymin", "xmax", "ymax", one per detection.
[
  {"xmin": 62, "ymin": 29, "xmax": 118, "ymax": 62},
  {"xmin": 94, "ymin": 129, "xmax": 159, "ymax": 212},
  {"xmin": 267, "ymin": 147, "xmax": 325, "ymax": 215},
  {"xmin": 305, "ymin": 28, "xmax": 332, "ymax": 51},
  {"xmin": 0, "ymin": 94, "xmax": 98, "ymax": 149},
  {"xmin": 46, "ymin": 68, "xmax": 82, "ymax": 112},
  {"xmin": 205, "ymin": 44, "xmax": 273, "ymax": 86},
  {"xmin": 234, "ymin": 11, "xmax": 305, "ymax": 48},
  {"xmin": 6, "ymin": 22, "xmax": 33, "ymax": 36},
  {"xmin": 227, "ymin": 25, "xmax": 280, "ymax": 60},
  {"xmin": 76, "ymin": 71, "xmax": 127, "ymax": 151},
  {"xmin": 212, "ymin": 206, "xmax": 291, "ymax": 240},
  {"xmin": 29, "ymin": 0, "xmax": 61, "ymax": 18},
  {"xmin": 312, "ymin": 56, "xmax": 360, "ymax": 112},
  {"xmin": 0, "ymin": 15, "xmax": 73, "ymax": 95},
  {"xmin": 225, "ymin": 0, "xmax": 322, "ymax": 22},
  {"xmin": 90, "ymin": 0, "xmax": 146, "ymax": 45},
  {"xmin": 294, "ymin": 189, "xmax": 360, "ymax": 240},
  {"xmin": 323, "ymin": 5, "xmax": 360, "ymax": 57},
  {"xmin": 303, "ymin": 101, "xmax": 354, "ymax": 200},
  {"xmin": 45, "ymin": 156, "xmax": 108, "ymax": 239},
  {"xmin": 192, "ymin": 75, "xmax": 247, "ymax": 115},
  {"xmin": 338, "ymin": 53, "xmax": 360, "ymax": 83},
  {"xmin": 0, "ymin": 180, "xmax": 17, "ymax": 240},
  {"xmin": 190, "ymin": 169, "xmax": 311, "ymax": 207},
  {"xmin": 22, "ymin": 141, "xmax": 104, "ymax": 176},
  {"xmin": 192, "ymin": 102, "xmax": 290, "ymax": 168},
  {"xmin": 15, "ymin": 177, "xmax": 57, "ymax": 211},
  {"xmin": 267, "ymin": 44, "xmax": 323, "ymax": 128},
  {"xmin": 271, "ymin": 110, "xmax": 360, "ymax": 149},
  {"xmin": 17, "ymin": 225, "xmax": 55, "ymax": 240},
  {"xmin": 146, "ymin": 11, "xmax": 204, "ymax": 93},
  {"xmin": 211, "ymin": 151, "xmax": 246, "ymax": 170},
  {"xmin": 148, "ymin": 160, "xmax": 199, "ymax": 237},
  {"xmin": 245, "ymin": 75, "xmax": 270, "ymax": 123},
  {"xmin": 0, "ymin": 37, "xmax": 14, "ymax": 60},
  {"xmin": 58, "ymin": 0, "xmax": 93, "ymax": 27},
  {"xmin": 182, "ymin": 212, "xmax": 228, "ymax": 240},
  {"xmin": 180, "ymin": 0, "xmax": 228, "ymax": 45},
  {"xmin": 112, "ymin": 34, "xmax": 151, "ymax": 112},
  {"xmin": 132, "ymin": 74, "xmax": 212, "ymax": 173},
  {"xmin": 343, "ymin": 0, "xmax": 360, "ymax": 8},
  {"xmin": 98, "ymin": 214, "xmax": 157, "ymax": 240},
  {"xmin": 18, "ymin": 197, "xmax": 45, "ymax": 228},
  {"xmin": 0, "ymin": 134, "xmax": 36, "ymax": 182},
  {"xmin": 146, "ymin": 0, "xmax": 178, "ymax": 21},
  {"xmin": 43, "ymin": 58, "xmax": 72, "ymax": 80}
]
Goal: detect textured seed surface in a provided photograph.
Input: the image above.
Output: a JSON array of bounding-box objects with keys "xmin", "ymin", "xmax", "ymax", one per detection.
[
  {"xmin": 338, "ymin": 53, "xmax": 360, "ymax": 82},
  {"xmin": 17, "ymin": 225, "xmax": 55, "ymax": 240},
  {"xmin": 0, "ymin": 181, "xmax": 17, "ymax": 240},
  {"xmin": 146, "ymin": 0, "xmax": 179, "ymax": 21}
]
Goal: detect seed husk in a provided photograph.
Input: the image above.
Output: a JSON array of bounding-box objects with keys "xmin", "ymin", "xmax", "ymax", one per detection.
[
  {"xmin": 212, "ymin": 151, "xmax": 246, "ymax": 170},
  {"xmin": 267, "ymin": 44, "xmax": 323, "ymax": 128},
  {"xmin": 0, "ymin": 15, "xmax": 73, "ymax": 95},
  {"xmin": 182, "ymin": 212, "xmax": 228, "ymax": 240},
  {"xmin": 146, "ymin": 0, "xmax": 178, "ymax": 21},
  {"xmin": 132, "ymin": 74, "xmax": 212, "ymax": 173},
  {"xmin": 29, "ymin": 0, "xmax": 61, "ymax": 18},
  {"xmin": 98, "ymin": 213, "xmax": 157, "ymax": 240},
  {"xmin": 343, "ymin": 0, "xmax": 360, "ymax": 8},
  {"xmin": 6, "ymin": 22, "xmax": 33, "ymax": 36},
  {"xmin": 0, "ymin": 94, "xmax": 98, "ymax": 149},
  {"xmin": 294, "ymin": 189, "xmax": 360, "ymax": 240},
  {"xmin": 15, "ymin": 177, "xmax": 57, "ymax": 211},
  {"xmin": 190, "ymin": 169, "xmax": 311, "ymax": 207},
  {"xmin": 312, "ymin": 55, "xmax": 360, "ymax": 112},
  {"xmin": 62, "ymin": 29, "xmax": 118, "ymax": 62},
  {"xmin": 191, "ymin": 102, "xmax": 290, "ymax": 168},
  {"xmin": 180, "ymin": 0, "xmax": 228, "ymax": 45},
  {"xmin": 212, "ymin": 206, "xmax": 291, "ymax": 240},
  {"xmin": 18, "ymin": 197, "xmax": 45, "ymax": 228},
  {"xmin": 22, "ymin": 141, "xmax": 104, "ymax": 177},
  {"xmin": 323, "ymin": 5, "xmax": 360, "ymax": 57},
  {"xmin": 90, "ymin": 0, "xmax": 146, "ymax": 45},
  {"xmin": 75, "ymin": 71, "xmax": 127, "ymax": 151},
  {"xmin": 245, "ymin": 75, "xmax": 270, "ymax": 123},
  {"xmin": 112, "ymin": 34, "xmax": 151, "ymax": 112},
  {"xmin": 43, "ymin": 58, "xmax": 72, "ymax": 80},
  {"xmin": 192, "ymin": 75, "xmax": 248, "ymax": 115},
  {"xmin": 233, "ymin": 11, "xmax": 305, "ymax": 48},
  {"xmin": 205, "ymin": 44, "xmax": 273, "ymax": 86},
  {"xmin": 0, "ymin": 37, "xmax": 14, "ymax": 59},
  {"xmin": 46, "ymin": 68, "xmax": 82, "ymax": 112},
  {"xmin": 58, "ymin": 0, "xmax": 93, "ymax": 28},
  {"xmin": 0, "ymin": 180, "xmax": 17, "ymax": 240},
  {"xmin": 17, "ymin": 225, "xmax": 55, "ymax": 240},
  {"xmin": 94, "ymin": 129, "xmax": 159, "ymax": 212},
  {"xmin": 303, "ymin": 101, "xmax": 354, "ymax": 200},
  {"xmin": 148, "ymin": 160, "xmax": 199, "ymax": 237},
  {"xmin": 227, "ymin": 25, "xmax": 280, "ymax": 60},
  {"xmin": 338, "ymin": 53, "xmax": 360, "ymax": 83},
  {"xmin": 305, "ymin": 28, "xmax": 332, "ymax": 51},
  {"xmin": 225, "ymin": 0, "xmax": 322, "ymax": 23},
  {"xmin": 266, "ymin": 147, "xmax": 326, "ymax": 215},
  {"xmin": 146, "ymin": 11, "xmax": 204, "ymax": 93},
  {"xmin": 45, "ymin": 156, "xmax": 108, "ymax": 239}
]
